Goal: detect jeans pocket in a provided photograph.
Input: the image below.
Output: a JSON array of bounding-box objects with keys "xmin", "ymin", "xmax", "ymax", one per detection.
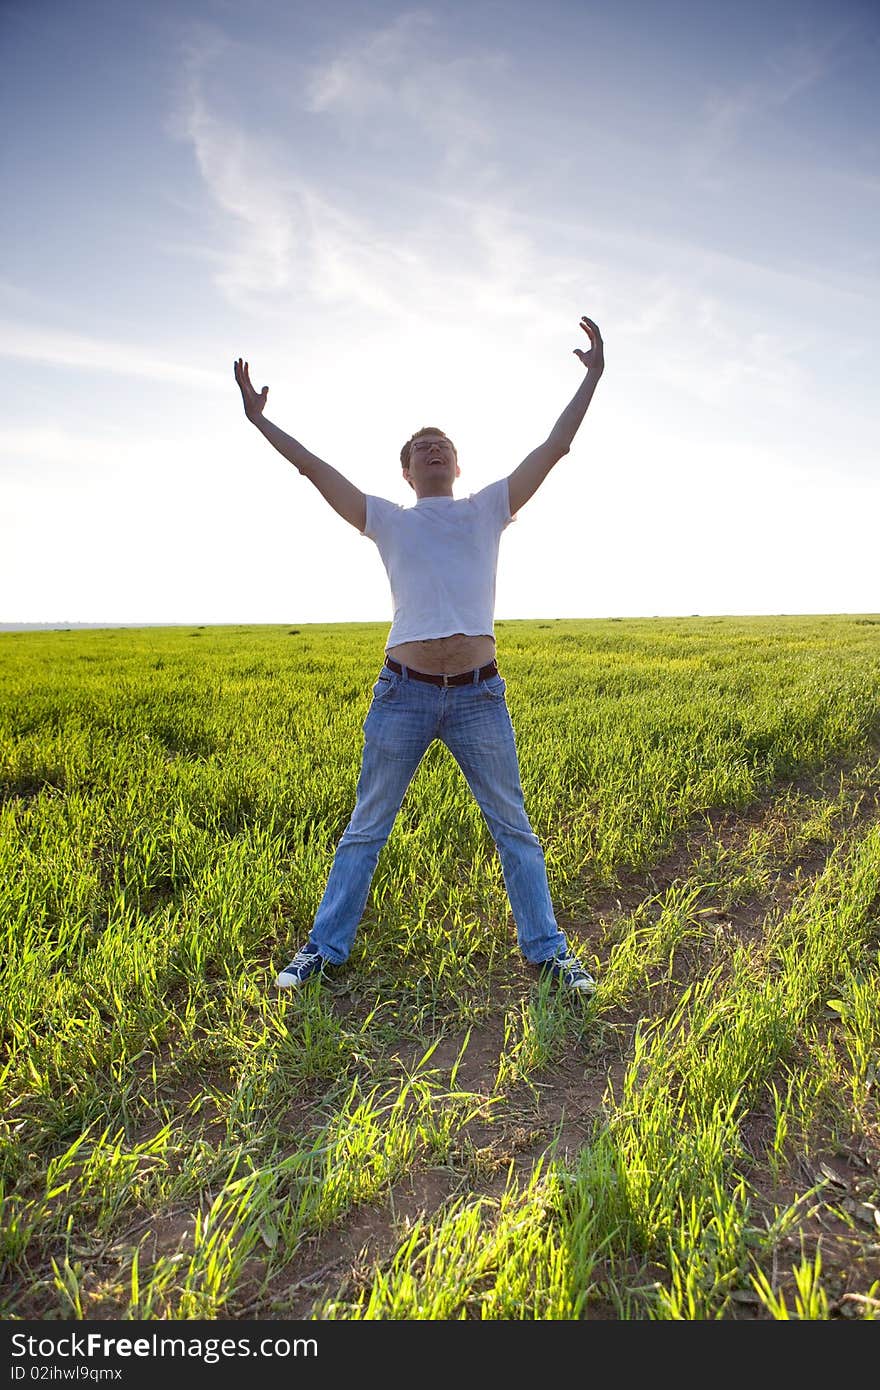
[
  {"xmin": 480, "ymin": 674, "xmax": 507, "ymax": 701},
  {"xmin": 371, "ymin": 672, "xmax": 399, "ymax": 702}
]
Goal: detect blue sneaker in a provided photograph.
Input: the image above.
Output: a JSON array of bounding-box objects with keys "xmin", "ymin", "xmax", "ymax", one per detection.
[
  {"xmin": 275, "ymin": 944, "xmax": 329, "ymax": 989},
  {"xmin": 538, "ymin": 951, "xmax": 596, "ymax": 995}
]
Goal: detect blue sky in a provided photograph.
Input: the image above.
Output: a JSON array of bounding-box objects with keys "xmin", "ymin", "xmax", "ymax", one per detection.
[{"xmin": 2, "ymin": 0, "xmax": 878, "ymax": 626}]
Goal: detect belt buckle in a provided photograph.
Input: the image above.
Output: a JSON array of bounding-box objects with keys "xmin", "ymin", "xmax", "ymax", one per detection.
[{"xmin": 442, "ymin": 673, "xmax": 450, "ymax": 687}]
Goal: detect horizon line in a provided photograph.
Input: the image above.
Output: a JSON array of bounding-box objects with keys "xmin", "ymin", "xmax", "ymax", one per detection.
[{"xmin": 3, "ymin": 611, "xmax": 879, "ymax": 633}]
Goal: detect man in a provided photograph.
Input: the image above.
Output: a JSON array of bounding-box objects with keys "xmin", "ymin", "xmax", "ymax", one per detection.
[{"xmin": 233, "ymin": 314, "xmax": 604, "ymax": 994}]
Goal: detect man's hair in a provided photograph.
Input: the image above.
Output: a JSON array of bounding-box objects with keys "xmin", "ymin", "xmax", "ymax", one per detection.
[{"xmin": 400, "ymin": 426, "xmax": 457, "ymax": 472}]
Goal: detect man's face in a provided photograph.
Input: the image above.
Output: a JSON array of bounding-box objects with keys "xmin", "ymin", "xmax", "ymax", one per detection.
[{"xmin": 403, "ymin": 434, "xmax": 460, "ymax": 495}]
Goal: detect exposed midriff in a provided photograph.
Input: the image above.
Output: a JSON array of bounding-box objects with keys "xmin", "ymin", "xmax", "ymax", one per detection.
[{"xmin": 386, "ymin": 632, "xmax": 496, "ymax": 675}]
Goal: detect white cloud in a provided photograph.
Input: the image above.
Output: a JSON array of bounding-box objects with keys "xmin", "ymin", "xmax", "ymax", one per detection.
[
  {"xmin": 0, "ymin": 320, "xmax": 221, "ymax": 388},
  {"xmin": 305, "ymin": 11, "xmax": 434, "ymax": 114},
  {"xmin": 168, "ymin": 48, "xmax": 560, "ymax": 331},
  {"xmin": 303, "ymin": 8, "xmax": 504, "ymax": 169},
  {"xmin": 681, "ymin": 23, "xmax": 851, "ymax": 188},
  {"xmin": 166, "ymin": 7, "xmax": 509, "ymax": 320},
  {"xmin": 170, "ymin": 59, "xmax": 300, "ymax": 301}
]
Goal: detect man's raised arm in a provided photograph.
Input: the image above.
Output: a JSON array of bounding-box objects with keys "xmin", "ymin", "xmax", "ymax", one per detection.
[
  {"xmin": 507, "ymin": 316, "xmax": 604, "ymax": 515},
  {"xmin": 233, "ymin": 358, "xmax": 367, "ymax": 532}
]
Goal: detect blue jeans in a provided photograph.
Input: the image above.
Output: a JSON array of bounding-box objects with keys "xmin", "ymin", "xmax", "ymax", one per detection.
[{"xmin": 308, "ymin": 664, "xmax": 568, "ymax": 965}]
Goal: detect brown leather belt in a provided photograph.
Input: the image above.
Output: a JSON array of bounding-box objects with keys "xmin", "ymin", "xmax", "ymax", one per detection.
[{"xmin": 384, "ymin": 657, "xmax": 499, "ymax": 687}]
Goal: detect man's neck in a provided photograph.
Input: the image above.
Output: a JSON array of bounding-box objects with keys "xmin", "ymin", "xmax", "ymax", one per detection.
[{"xmin": 413, "ymin": 486, "xmax": 455, "ymax": 500}]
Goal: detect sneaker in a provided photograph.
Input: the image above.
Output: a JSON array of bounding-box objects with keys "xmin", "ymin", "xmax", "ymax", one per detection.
[
  {"xmin": 275, "ymin": 944, "xmax": 328, "ymax": 989},
  {"xmin": 538, "ymin": 951, "xmax": 596, "ymax": 995}
]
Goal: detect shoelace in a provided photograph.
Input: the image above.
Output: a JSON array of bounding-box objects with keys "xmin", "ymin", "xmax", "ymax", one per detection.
[
  {"xmin": 290, "ymin": 950, "xmax": 322, "ymax": 970},
  {"xmin": 555, "ymin": 954, "xmax": 584, "ymax": 974}
]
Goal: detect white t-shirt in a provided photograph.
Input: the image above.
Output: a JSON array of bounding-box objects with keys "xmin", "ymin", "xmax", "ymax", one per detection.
[{"xmin": 361, "ymin": 478, "xmax": 516, "ymax": 647}]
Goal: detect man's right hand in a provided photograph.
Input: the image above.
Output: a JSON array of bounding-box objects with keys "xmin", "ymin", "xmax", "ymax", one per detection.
[{"xmin": 234, "ymin": 358, "xmax": 269, "ymax": 423}]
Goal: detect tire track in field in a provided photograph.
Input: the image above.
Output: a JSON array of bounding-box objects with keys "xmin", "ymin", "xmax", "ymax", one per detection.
[{"xmin": 242, "ymin": 748, "xmax": 879, "ymax": 1318}]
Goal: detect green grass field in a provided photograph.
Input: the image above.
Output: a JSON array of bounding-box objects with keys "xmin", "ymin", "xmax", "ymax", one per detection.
[{"xmin": 2, "ymin": 615, "xmax": 879, "ymax": 1320}]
